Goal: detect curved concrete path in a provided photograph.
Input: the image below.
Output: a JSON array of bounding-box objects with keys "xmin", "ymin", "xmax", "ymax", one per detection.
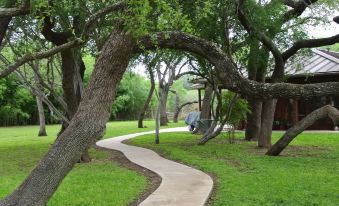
[{"xmin": 96, "ymin": 127, "xmax": 213, "ymax": 206}]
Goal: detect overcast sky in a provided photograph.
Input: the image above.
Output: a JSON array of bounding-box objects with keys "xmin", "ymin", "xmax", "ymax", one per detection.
[{"xmin": 308, "ymin": 16, "xmax": 339, "ymax": 38}]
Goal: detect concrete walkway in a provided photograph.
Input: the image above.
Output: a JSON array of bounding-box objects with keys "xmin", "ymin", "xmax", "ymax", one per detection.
[{"xmin": 96, "ymin": 127, "xmax": 213, "ymax": 206}]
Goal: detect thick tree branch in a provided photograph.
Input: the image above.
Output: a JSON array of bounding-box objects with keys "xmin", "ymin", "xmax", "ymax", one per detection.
[
  {"xmin": 282, "ymin": 34, "xmax": 339, "ymax": 61},
  {"xmin": 0, "ymin": 39, "xmax": 83, "ymax": 78},
  {"xmin": 82, "ymin": 1, "xmax": 125, "ymax": 38},
  {"xmin": 237, "ymin": 0, "xmax": 285, "ymax": 80},
  {"xmin": 0, "ymin": 6, "xmax": 30, "ymax": 17},
  {"xmin": 138, "ymin": 32, "xmax": 339, "ymax": 100},
  {"xmin": 280, "ymin": 0, "xmax": 317, "ymax": 23}
]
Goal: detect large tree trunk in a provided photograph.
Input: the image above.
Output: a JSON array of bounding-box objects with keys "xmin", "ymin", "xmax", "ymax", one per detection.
[
  {"xmin": 0, "ymin": 30, "xmax": 134, "ymax": 206},
  {"xmin": 138, "ymin": 68, "xmax": 155, "ymax": 128},
  {"xmin": 245, "ymin": 39, "xmax": 267, "ymax": 141},
  {"xmin": 159, "ymin": 85, "xmax": 169, "ymax": 126},
  {"xmin": 245, "ymin": 98, "xmax": 262, "ymax": 141},
  {"xmin": 258, "ymin": 99, "xmax": 277, "ymax": 148},
  {"xmin": 266, "ymin": 105, "xmax": 339, "ymax": 156},
  {"xmin": 36, "ymin": 96, "xmax": 47, "ymax": 137}
]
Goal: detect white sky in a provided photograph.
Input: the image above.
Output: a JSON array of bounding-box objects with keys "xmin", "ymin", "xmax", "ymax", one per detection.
[{"xmin": 308, "ymin": 15, "xmax": 339, "ymax": 38}]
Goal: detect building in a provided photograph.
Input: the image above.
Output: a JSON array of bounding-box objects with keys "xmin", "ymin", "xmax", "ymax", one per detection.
[
  {"xmin": 273, "ymin": 49, "xmax": 339, "ymax": 130},
  {"xmin": 191, "ymin": 49, "xmax": 339, "ymax": 130}
]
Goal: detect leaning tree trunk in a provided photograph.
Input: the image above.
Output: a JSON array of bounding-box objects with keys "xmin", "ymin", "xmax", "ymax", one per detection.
[
  {"xmin": 258, "ymin": 99, "xmax": 277, "ymax": 148},
  {"xmin": 36, "ymin": 95, "xmax": 47, "ymax": 136},
  {"xmin": 266, "ymin": 105, "xmax": 339, "ymax": 156},
  {"xmin": 159, "ymin": 86, "xmax": 169, "ymax": 126},
  {"xmin": 138, "ymin": 68, "xmax": 155, "ymax": 128},
  {"xmin": 0, "ymin": 30, "xmax": 134, "ymax": 206}
]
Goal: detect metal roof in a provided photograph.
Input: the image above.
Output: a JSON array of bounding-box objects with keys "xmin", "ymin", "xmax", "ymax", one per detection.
[{"xmin": 285, "ymin": 49, "xmax": 339, "ymax": 77}]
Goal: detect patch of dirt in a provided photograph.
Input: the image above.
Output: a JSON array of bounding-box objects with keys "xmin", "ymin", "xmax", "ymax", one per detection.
[
  {"xmin": 93, "ymin": 146, "xmax": 161, "ymax": 206},
  {"xmin": 279, "ymin": 145, "xmax": 328, "ymax": 157},
  {"xmin": 247, "ymin": 145, "xmax": 328, "ymax": 157}
]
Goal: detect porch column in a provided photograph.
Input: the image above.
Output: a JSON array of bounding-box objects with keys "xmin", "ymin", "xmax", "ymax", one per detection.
[{"xmin": 292, "ymin": 99, "xmax": 299, "ymax": 124}]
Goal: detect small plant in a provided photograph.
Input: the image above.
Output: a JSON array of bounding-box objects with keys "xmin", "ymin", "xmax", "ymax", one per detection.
[{"xmin": 221, "ymin": 91, "xmax": 250, "ymax": 143}]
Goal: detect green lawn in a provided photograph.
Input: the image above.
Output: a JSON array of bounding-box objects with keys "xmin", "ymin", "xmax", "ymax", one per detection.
[
  {"xmin": 0, "ymin": 120, "xmax": 185, "ymax": 206},
  {"xmin": 129, "ymin": 131, "xmax": 339, "ymax": 206}
]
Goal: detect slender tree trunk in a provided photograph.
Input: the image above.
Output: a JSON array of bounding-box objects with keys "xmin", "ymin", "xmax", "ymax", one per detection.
[
  {"xmin": 200, "ymin": 83, "xmax": 213, "ymax": 119},
  {"xmin": 267, "ymin": 105, "xmax": 339, "ymax": 156},
  {"xmin": 172, "ymin": 91, "xmax": 180, "ymax": 123},
  {"xmin": 155, "ymin": 101, "xmax": 160, "ymax": 144},
  {"xmin": 138, "ymin": 69, "xmax": 155, "ymax": 128},
  {"xmin": 258, "ymin": 99, "xmax": 277, "ymax": 148},
  {"xmin": 36, "ymin": 96, "xmax": 47, "ymax": 136},
  {"xmin": 159, "ymin": 86, "xmax": 169, "ymax": 126},
  {"xmin": 0, "ymin": 30, "xmax": 134, "ymax": 206}
]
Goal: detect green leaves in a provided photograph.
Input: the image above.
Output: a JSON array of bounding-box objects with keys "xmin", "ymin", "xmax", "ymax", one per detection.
[{"xmin": 124, "ymin": 0, "xmax": 193, "ymax": 38}]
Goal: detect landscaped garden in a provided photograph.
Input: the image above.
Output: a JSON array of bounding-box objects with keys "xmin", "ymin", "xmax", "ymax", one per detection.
[
  {"xmin": 130, "ymin": 132, "xmax": 339, "ymax": 205},
  {"xmin": 0, "ymin": 121, "xmax": 184, "ymax": 206},
  {"xmin": 1, "ymin": 0, "xmax": 339, "ymax": 205},
  {"xmin": 1, "ymin": 121, "xmax": 338, "ymax": 205}
]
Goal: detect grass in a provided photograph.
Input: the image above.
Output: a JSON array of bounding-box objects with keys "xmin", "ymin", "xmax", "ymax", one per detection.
[
  {"xmin": 129, "ymin": 131, "xmax": 339, "ymax": 206},
  {"xmin": 0, "ymin": 120, "xmax": 185, "ymax": 205}
]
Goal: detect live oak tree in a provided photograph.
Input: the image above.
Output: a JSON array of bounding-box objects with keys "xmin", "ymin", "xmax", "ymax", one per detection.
[{"xmin": 0, "ymin": 0, "xmax": 339, "ymax": 205}]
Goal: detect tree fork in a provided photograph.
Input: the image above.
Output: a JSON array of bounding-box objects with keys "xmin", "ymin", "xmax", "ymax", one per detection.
[{"xmin": 266, "ymin": 105, "xmax": 339, "ymax": 156}]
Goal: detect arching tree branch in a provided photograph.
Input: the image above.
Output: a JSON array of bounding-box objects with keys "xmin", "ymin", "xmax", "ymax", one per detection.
[
  {"xmin": 0, "ymin": 39, "xmax": 83, "ymax": 78},
  {"xmin": 138, "ymin": 32, "xmax": 339, "ymax": 100},
  {"xmin": 282, "ymin": 34, "xmax": 339, "ymax": 61}
]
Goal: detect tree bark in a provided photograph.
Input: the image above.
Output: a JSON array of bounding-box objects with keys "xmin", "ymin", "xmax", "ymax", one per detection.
[
  {"xmin": 171, "ymin": 90, "xmax": 180, "ymax": 123},
  {"xmin": 159, "ymin": 85, "xmax": 169, "ymax": 126},
  {"xmin": 138, "ymin": 68, "xmax": 155, "ymax": 128},
  {"xmin": 42, "ymin": 20, "xmax": 89, "ymax": 161},
  {"xmin": 266, "ymin": 105, "xmax": 339, "ymax": 156},
  {"xmin": 0, "ymin": 30, "xmax": 134, "ymax": 206},
  {"xmin": 200, "ymin": 83, "xmax": 213, "ymax": 119},
  {"xmin": 155, "ymin": 100, "xmax": 161, "ymax": 144},
  {"xmin": 258, "ymin": 99, "xmax": 277, "ymax": 148},
  {"xmin": 245, "ymin": 98, "xmax": 262, "ymax": 141},
  {"xmin": 36, "ymin": 95, "xmax": 47, "ymax": 137},
  {"xmin": 245, "ymin": 38, "xmax": 264, "ymax": 141}
]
